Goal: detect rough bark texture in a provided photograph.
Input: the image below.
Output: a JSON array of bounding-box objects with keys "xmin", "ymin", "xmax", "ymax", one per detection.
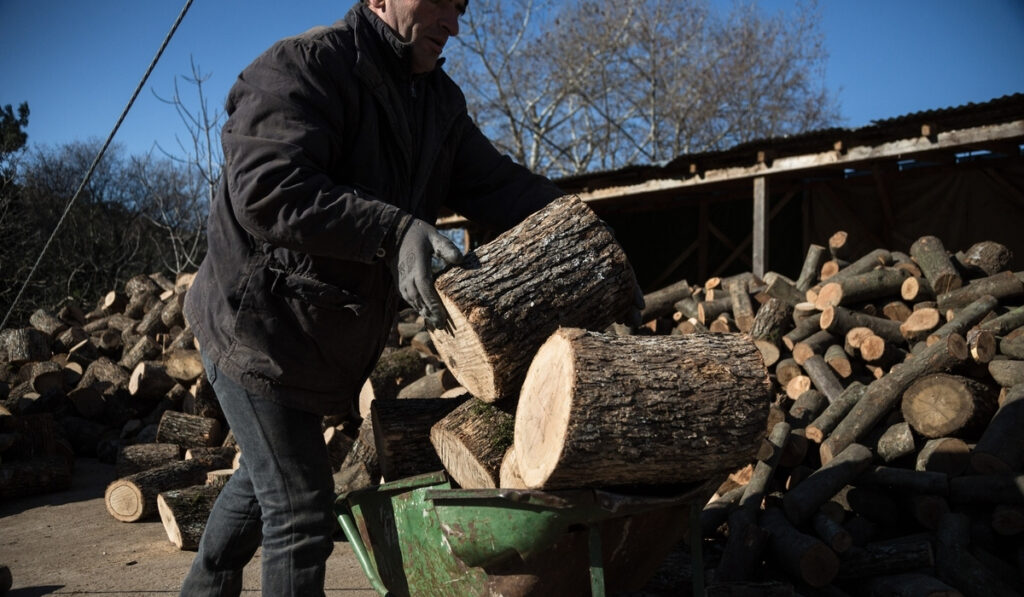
[
  {"xmin": 430, "ymin": 195, "xmax": 640, "ymax": 402},
  {"xmin": 430, "ymin": 398, "xmax": 514, "ymax": 489},
  {"xmin": 514, "ymin": 328, "xmax": 770, "ymax": 489},
  {"xmin": 157, "ymin": 483, "xmax": 221, "ymax": 550},
  {"xmin": 114, "ymin": 442, "xmax": 182, "ymax": 477},
  {"xmin": 155, "ymin": 410, "xmax": 223, "ymax": 451},
  {"xmin": 371, "ymin": 397, "xmax": 466, "ymax": 482},
  {"xmin": 105, "ymin": 458, "xmax": 219, "ymax": 522}
]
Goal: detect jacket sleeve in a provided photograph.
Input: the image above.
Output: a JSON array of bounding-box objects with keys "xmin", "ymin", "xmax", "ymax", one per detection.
[
  {"xmin": 221, "ymin": 36, "xmax": 404, "ymax": 263},
  {"xmin": 444, "ymin": 115, "xmax": 564, "ymax": 233}
]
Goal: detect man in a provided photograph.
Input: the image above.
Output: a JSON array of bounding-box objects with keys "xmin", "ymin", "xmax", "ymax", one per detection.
[{"xmin": 179, "ymin": 0, "xmax": 563, "ymax": 594}]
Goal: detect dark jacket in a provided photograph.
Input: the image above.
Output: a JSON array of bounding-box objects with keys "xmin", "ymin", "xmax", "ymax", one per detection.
[{"xmin": 184, "ymin": 3, "xmax": 562, "ymax": 415}]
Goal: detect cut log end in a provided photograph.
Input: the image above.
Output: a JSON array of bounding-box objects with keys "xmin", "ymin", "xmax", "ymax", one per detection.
[
  {"xmin": 430, "ymin": 295, "xmax": 498, "ymax": 401},
  {"xmin": 105, "ymin": 481, "xmax": 145, "ymax": 522},
  {"xmin": 515, "ymin": 330, "xmax": 577, "ymax": 488}
]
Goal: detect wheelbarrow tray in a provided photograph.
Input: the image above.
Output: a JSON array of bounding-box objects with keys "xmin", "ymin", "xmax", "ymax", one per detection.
[{"xmin": 336, "ymin": 471, "xmax": 717, "ymax": 597}]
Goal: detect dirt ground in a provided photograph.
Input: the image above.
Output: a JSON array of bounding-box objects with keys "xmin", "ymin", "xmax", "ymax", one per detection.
[{"xmin": 0, "ymin": 457, "xmax": 377, "ymax": 596}]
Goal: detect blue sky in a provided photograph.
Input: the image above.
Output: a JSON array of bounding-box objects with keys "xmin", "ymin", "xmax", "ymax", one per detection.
[{"xmin": 2, "ymin": 0, "xmax": 1023, "ymax": 160}]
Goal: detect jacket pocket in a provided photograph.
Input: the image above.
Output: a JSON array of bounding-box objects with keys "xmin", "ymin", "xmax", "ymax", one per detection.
[{"xmin": 231, "ymin": 264, "xmax": 382, "ymax": 393}]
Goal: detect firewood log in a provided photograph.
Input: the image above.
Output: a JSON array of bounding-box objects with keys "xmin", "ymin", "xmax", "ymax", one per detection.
[
  {"xmin": 115, "ymin": 442, "xmax": 181, "ymax": 477},
  {"xmin": 105, "ymin": 458, "xmax": 222, "ymax": 522},
  {"xmin": 430, "ymin": 398, "xmax": 514, "ymax": 489},
  {"xmin": 157, "ymin": 484, "xmax": 221, "ymax": 550},
  {"xmin": 333, "ymin": 416, "xmax": 379, "ymax": 495},
  {"xmin": 796, "ymin": 244, "xmax": 827, "ymax": 292},
  {"xmin": 815, "ymin": 268, "xmax": 909, "ymax": 311},
  {"xmin": 986, "ymin": 359, "xmax": 1024, "ymax": 388},
  {"xmin": 955, "ymin": 241, "xmax": 1013, "ymax": 277},
  {"xmin": 978, "ymin": 305, "xmax": 1024, "ymax": 335},
  {"xmin": 1, "ymin": 328, "xmax": 51, "ymax": 364},
  {"xmin": 759, "ymin": 506, "xmax": 839, "ymax": 588},
  {"xmin": 820, "ymin": 334, "xmax": 968, "ymax": 464},
  {"xmin": 119, "ymin": 335, "xmax": 160, "ymax": 371},
  {"xmin": 513, "ymin": 328, "xmax": 770, "ymax": 489},
  {"xmin": 429, "ymin": 195, "xmax": 640, "ymax": 402},
  {"xmin": 937, "ymin": 271, "xmax": 1024, "ymax": 314},
  {"xmin": 901, "ymin": 373, "xmax": 998, "ymax": 439},
  {"xmin": 783, "ymin": 443, "xmax": 873, "ymax": 525},
  {"xmin": 971, "ymin": 384, "xmax": 1024, "ymax": 473},
  {"xmin": 915, "ymin": 438, "xmax": 970, "ymax": 476},
  {"xmin": 498, "ymin": 445, "xmax": 528, "ymax": 489},
  {"xmin": 395, "ymin": 369, "xmax": 459, "ymax": 400},
  {"xmin": 820, "ymin": 305, "xmax": 904, "ymax": 345},
  {"xmin": 155, "ymin": 410, "xmax": 223, "ymax": 450},
  {"xmin": 641, "ymin": 279, "xmax": 693, "ymax": 322},
  {"xmin": 128, "ymin": 361, "xmax": 177, "ymax": 403},
  {"xmin": 0, "ymin": 454, "xmax": 73, "ymax": 499},
  {"xmin": 801, "ymin": 354, "xmax": 845, "ymax": 404},
  {"xmin": 164, "ymin": 349, "xmax": 204, "ymax": 382},
  {"xmin": 910, "ymin": 235, "xmax": 962, "ymax": 295},
  {"xmin": 806, "ymin": 382, "xmax": 867, "ymax": 444},
  {"xmin": 873, "ymin": 422, "xmax": 916, "ymax": 464}
]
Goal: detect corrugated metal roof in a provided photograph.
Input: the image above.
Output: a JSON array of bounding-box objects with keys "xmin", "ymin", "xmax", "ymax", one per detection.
[{"xmin": 554, "ymin": 93, "xmax": 1024, "ymax": 193}]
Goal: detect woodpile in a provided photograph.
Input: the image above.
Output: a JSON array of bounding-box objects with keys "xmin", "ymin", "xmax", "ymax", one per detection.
[{"xmin": 690, "ymin": 235, "xmax": 1024, "ymax": 595}]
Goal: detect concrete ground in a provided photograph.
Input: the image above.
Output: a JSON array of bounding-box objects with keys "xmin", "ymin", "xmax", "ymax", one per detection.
[{"xmin": 0, "ymin": 458, "xmax": 378, "ymax": 596}]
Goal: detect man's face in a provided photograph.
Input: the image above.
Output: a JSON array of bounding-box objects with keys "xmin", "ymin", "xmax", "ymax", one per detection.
[{"xmin": 369, "ymin": 0, "xmax": 466, "ymax": 74}]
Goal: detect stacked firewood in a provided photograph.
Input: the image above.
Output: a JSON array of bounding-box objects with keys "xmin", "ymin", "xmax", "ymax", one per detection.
[{"xmin": 685, "ymin": 233, "xmax": 1024, "ymax": 596}]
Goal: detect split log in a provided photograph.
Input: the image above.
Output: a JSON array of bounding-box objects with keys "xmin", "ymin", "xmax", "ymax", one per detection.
[
  {"xmin": 164, "ymin": 349, "xmax": 204, "ymax": 382},
  {"xmin": 514, "ymin": 329, "xmax": 770, "ymax": 489},
  {"xmin": 160, "ymin": 295, "xmax": 185, "ymax": 329},
  {"xmin": 759, "ymin": 506, "xmax": 839, "ymax": 588},
  {"xmin": 105, "ymin": 458, "xmax": 222, "ymax": 522},
  {"xmin": 157, "ymin": 484, "xmax": 222, "ymax": 550},
  {"xmin": 119, "ymin": 335, "xmax": 160, "ymax": 371},
  {"xmin": 783, "ymin": 443, "xmax": 873, "ymax": 525},
  {"xmin": 901, "ymin": 373, "xmax": 998, "ymax": 439},
  {"xmin": 155, "ymin": 410, "xmax": 223, "ymax": 450},
  {"xmin": 115, "ymin": 442, "xmax": 181, "ymax": 477},
  {"xmin": 430, "ymin": 398, "xmax": 514, "ymax": 489},
  {"xmin": 29, "ymin": 308, "xmax": 67, "ymax": 337},
  {"xmin": 128, "ymin": 361, "xmax": 177, "ymax": 403},
  {"xmin": 909, "ymin": 235, "xmax": 962, "ymax": 295},
  {"xmin": 820, "ymin": 334, "xmax": 968, "ymax": 464},
  {"xmin": 429, "ymin": 195, "xmax": 640, "ymax": 402},
  {"xmin": 971, "ymin": 384, "xmax": 1024, "ymax": 473},
  {"xmin": 371, "ymin": 397, "xmax": 466, "ymax": 482},
  {"xmin": 334, "ymin": 416, "xmax": 379, "ymax": 495},
  {"xmin": 135, "ymin": 300, "xmax": 168, "ymax": 336},
  {"xmin": 1, "ymin": 328, "xmax": 51, "ymax": 364}
]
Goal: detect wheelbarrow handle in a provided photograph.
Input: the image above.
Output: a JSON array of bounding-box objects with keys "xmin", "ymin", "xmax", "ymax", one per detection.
[{"xmin": 337, "ymin": 509, "xmax": 393, "ymax": 597}]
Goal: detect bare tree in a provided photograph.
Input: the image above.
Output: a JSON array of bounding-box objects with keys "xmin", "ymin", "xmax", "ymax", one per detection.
[{"xmin": 446, "ymin": 0, "xmax": 839, "ymax": 177}]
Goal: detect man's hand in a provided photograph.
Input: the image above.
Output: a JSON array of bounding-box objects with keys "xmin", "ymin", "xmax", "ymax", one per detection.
[{"xmin": 390, "ymin": 219, "xmax": 463, "ymax": 329}]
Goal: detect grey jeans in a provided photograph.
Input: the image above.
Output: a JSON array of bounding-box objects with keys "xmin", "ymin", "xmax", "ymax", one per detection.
[{"xmin": 179, "ymin": 354, "xmax": 336, "ymax": 596}]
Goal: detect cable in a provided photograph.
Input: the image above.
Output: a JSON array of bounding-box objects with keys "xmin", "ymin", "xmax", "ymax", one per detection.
[{"xmin": 1, "ymin": 0, "xmax": 195, "ymax": 331}]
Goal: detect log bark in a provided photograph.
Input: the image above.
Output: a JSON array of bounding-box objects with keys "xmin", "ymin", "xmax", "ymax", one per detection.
[
  {"xmin": 820, "ymin": 334, "xmax": 968, "ymax": 464},
  {"xmin": 814, "ymin": 268, "xmax": 909, "ymax": 311},
  {"xmin": 899, "ymin": 308, "xmax": 942, "ymax": 343},
  {"xmin": 759, "ymin": 506, "xmax": 839, "ymax": 588},
  {"xmin": 430, "ymin": 398, "xmax": 514, "ymax": 489},
  {"xmin": 514, "ymin": 329, "xmax": 770, "ymax": 489},
  {"xmin": 429, "ymin": 195, "xmax": 640, "ymax": 402},
  {"xmin": 796, "ymin": 244, "xmax": 827, "ymax": 292},
  {"xmin": 936, "ymin": 271, "xmax": 1024, "ymax": 313},
  {"xmin": 395, "ymin": 368, "xmax": 459, "ymax": 400},
  {"xmin": 806, "ymin": 382, "xmax": 867, "ymax": 444},
  {"xmin": 801, "ymin": 354, "xmax": 845, "ymax": 404},
  {"xmin": 128, "ymin": 361, "xmax": 177, "ymax": 403},
  {"xmin": 824, "ymin": 344, "xmax": 853, "ymax": 378},
  {"xmin": 164, "ymin": 349, "xmax": 204, "ymax": 382},
  {"xmin": 1, "ymin": 328, "xmax": 51, "ymax": 364},
  {"xmin": 157, "ymin": 483, "xmax": 221, "ymax": 550},
  {"xmin": 119, "ymin": 335, "xmax": 160, "ymax": 371},
  {"xmin": 874, "ymin": 422, "xmax": 916, "ymax": 464},
  {"xmin": 925, "ymin": 295, "xmax": 999, "ymax": 347},
  {"xmin": 155, "ymin": 410, "xmax": 223, "ymax": 450},
  {"xmin": 783, "ymin": 443, "xmax": 873, "ymax": 525},
  {"xmin": 971, "ymin": 384, "xmax": 1024, "ymax": 473},
  {"xmin": 372, "ymin": 397, "xmax": 466, "ymax": 482},
  {"xmin": 987, "ymin": 359, "xmax": 1024, "ymax": 388},
  {"xmin": 910, "ymin": 235, "xmax": 962, "ymax": 295},
  {"xmin": 0, "ymin": 454, "xmax": 73, "ymax": 499},
  {"xmin": 820, "ymin": 305, "xmax": 904, "ymax": 345},
  {"xmin": 641, "ymin": 279, "xmax": 693, "ymax": 322},
  {"xmin": 901, "ymin": 373, "xmax": 998, "ymax": 439},
  {"xmin": 915, "ymin": 438, "xmax": 970, "ymax": 476},
  {"xmin": 978, "ymin": 305, "xmax": 1024, "ymax": 335},
  {"xmin": 115, "ymin": 442, "xmax": 182, "ymax": 477},
  {"xmin": 105, "ymin": 458, "xmax": 221, "ymax": 522},
  {"xmin": 956, "ymin": 240, "xmax": 1013, "ymax": 277}
]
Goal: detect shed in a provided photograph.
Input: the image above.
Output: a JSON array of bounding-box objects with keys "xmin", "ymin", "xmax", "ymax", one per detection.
[{"xmin": 439, "ymin": 93, "xmax": 1024, "ymax": 291}]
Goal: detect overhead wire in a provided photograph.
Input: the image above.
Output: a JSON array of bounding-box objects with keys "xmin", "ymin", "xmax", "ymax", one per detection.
[{"xmin": 1, "ymin": 0, "xmax": 196, "ymax": 330}]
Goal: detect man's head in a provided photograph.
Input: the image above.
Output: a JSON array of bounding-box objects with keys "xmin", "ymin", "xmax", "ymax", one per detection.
[{"xmin": 366, "ymin": 0, "xmax": 467, "ymax": 74}]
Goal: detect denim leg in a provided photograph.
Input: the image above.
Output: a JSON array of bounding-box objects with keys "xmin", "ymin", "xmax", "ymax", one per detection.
[{"xmin": 180, "ymin": 355, "xmax": 336, "ymax": 596}]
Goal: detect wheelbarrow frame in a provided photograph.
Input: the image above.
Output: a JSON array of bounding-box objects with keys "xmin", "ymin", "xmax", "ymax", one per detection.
[{"xmin": 335, "ymin": 471, "xmax": 713, "ymax": 597}]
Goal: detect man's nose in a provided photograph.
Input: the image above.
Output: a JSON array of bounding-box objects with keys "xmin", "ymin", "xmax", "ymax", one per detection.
[{"xmin": 440, "ymin": 5, "xmax": 460, "ymax": 37}]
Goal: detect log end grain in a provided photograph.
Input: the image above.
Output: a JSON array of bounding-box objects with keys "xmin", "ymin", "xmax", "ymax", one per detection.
[{"xmin": 105, "ymin": 480, "xmax": 146, "ymax": 522}]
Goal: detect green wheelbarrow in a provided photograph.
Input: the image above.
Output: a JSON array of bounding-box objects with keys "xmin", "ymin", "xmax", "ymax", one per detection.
[{"xmin": 335, "ymin": 471, "xmax": 717, "ymax": 597}]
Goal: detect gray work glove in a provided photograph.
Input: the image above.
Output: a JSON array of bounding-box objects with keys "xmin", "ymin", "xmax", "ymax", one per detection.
[{"xmin": 389, "ymin": 218, "xmax": 464, "ymax": 329}]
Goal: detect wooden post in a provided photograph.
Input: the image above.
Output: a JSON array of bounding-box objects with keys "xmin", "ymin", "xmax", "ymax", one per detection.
[{"xmin": 753, "ymin": 176, "xmax": 767, "ymax": 279}]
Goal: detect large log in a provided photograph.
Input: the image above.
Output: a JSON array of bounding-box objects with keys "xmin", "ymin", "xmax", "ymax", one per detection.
[
  {"xmin": 430, "ymin": 398, "xmax": 515, "ymax": 489},
  {"xmin": 114, "ymin": 442, "xmax": 182, "ymax": 477},
  {"xmin": 909, "ymin": 235, "xmax": 962, "ymax": 295},
  {"xmin": 513, "ymin": 328, "xmax": 770, "ymax": 490},
  {"xmin": 429, "ymin": 195, "xmax": 640, "ymax": 402},
  {"xmin": 155, "ymin": 410, "xmax": 223, "ymax": 450},
  {"xmin": 157, "ymin": 483, "xmax": 222, "ymax": 550},
  {"xmin": 105, "ymin": 458, "xmax": 222, "ymax": 522},
  {"xmin": 0, "ymin": 454, "xmax": 72, "ymax": 499}
]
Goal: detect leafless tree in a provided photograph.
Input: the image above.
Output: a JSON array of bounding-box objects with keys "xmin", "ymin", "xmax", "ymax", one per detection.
[{"xmin": 446, "ymin": 0, "xmax": 838, "ymax": 177}]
